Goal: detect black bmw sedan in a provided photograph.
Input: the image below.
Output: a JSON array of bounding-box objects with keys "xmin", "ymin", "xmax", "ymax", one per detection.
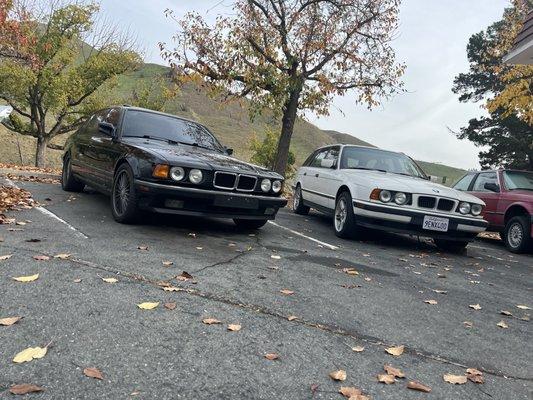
[{"xmin": 61, "ymin": 106, "xmax": 287, "ymax": 229}]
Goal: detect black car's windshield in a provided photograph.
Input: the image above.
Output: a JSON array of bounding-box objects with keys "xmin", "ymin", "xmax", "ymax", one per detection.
[
  {"xmin": 340, "ymin": 147, "xmax": 427, "ymax": 179},
  {"xmin": 503, "ymin": 171, "xmax": 533, "ymax": 191},
  {"xmin": 122, "ymin": 110, "xmax": 225, "ymax": 152}
]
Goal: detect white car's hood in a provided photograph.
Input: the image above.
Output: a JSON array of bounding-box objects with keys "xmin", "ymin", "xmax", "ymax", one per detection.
[{"xmin": 341, "ymin": 170, "xmax": 483, "ymax": 204}]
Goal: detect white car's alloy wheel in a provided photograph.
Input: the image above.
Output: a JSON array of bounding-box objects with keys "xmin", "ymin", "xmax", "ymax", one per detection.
[
  {"xmin": 334, "ymin": 197, "xmax": 347, "ymax": 232},
  {"xmin": 293, "ymin": 187, "xmax": 301, "ymax": 210}
]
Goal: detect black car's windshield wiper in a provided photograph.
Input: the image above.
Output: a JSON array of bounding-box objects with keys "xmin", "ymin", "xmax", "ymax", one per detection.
[
  {"xmin": 347, "ymin": 167, "xmax": 388, "ymax": 173},
  {"xmin": 125, "ymin": 135, "xmax": 179, "ymax": 145}
]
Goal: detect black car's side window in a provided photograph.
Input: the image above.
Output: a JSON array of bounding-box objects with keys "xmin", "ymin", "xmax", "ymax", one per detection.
[
  {"xmin": 453, "ymin": 174, "xmax": 475, "ymax": 191},
  {"xmin": 105, "ymin": 108, "xmax": 121, "ymax": 128}
]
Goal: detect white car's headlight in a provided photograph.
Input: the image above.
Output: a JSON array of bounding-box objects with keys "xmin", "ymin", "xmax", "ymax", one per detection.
[
  {"xmin": 272, "ymin": 180, "xmax": 282, "ymax": 193},
  {"xmin": 170, "ymin": 166, "xmax": 185, "ymax": 181},
  {"xmin": 394, "ymin": 192, "xmax": 408, "ymax": 205},
  {"xmin": 471, "ymin": 204, "xmax": 483, "ymax": 216},
  {"xmin": 458, "ymin": 202, "xmax": 471, "ymax": 214},
  {"xmin": 379, "ymin": 190, "xmax": 392, "ymax": 203},
  {"xmin": 189, "ymin": 169, "xmax": 203, "ymax": 184},
  {"xmin": 260, "ymin": 178, "xmax": 272, "ymax": 192}
]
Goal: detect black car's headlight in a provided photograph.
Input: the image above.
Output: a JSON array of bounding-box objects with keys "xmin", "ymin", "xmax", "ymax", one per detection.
[
  {"xmin": 272, "ymin": 180, "xmax": 282, "ymax": 193},
  {"xmin": 170, "ymin": 166, "xmax": 185, "ymax": 181},
  {"xmin": 260, "ymin": 178, "xmax": 272, "ymax": 192},
  {"xmin": 189, "ymin": 169, "xmax": 203, "ymax": 184}
]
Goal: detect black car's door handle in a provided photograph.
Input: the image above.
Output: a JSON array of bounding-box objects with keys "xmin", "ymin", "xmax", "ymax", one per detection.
[{"xmin": 315, "ymin": 173, "xmax": 319, "ymax": 177}]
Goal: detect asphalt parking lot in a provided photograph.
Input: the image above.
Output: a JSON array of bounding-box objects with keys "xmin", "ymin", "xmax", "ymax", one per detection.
[{"xmin": 0, "ymin": 178, "xmax": 532, "ymax": 399}]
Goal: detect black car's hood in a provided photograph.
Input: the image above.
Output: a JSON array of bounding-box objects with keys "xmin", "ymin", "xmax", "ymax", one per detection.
[{"xmin": 124, "ymin": 137, "xmax": 282, "ymax": 178}]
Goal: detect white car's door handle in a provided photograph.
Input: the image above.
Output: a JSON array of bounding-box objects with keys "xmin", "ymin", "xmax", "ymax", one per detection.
[
  {"xmin": 303, "ymin": 172, "xmax": 307, "ymax": 176},
  {"xmin": 315, "ymin": 173, "xmax": 319, "ymax": 177}
]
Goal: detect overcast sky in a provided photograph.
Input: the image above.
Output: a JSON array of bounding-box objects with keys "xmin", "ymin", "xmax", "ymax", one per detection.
[{"xmin": 98, "ymin": 0, "xmax": 510, "ymax": 169}]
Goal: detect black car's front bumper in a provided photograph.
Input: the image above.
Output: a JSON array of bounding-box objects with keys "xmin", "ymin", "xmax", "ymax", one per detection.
[
  {"xmin": 353, "ymin": 200, "xmax": 489, "ymax": 241},
  {"xmin": 134, "ymin": 180, "xmax": 287, "ymax": 220}
]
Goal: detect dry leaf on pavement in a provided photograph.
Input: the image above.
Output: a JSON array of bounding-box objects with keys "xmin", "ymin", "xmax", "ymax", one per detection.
[
  {"xmin": 9, "ymin": 384, "xmax": 44, "ymax": 395},
  {"xmin": 342, "ymin": 267, "xmax": 359, "ymax": 275},
  {"xmin": 0, "ymin": 254, "xmax": 12, "ymax": 260},
  {"xmin": 202, "ymin": 318, "xmax": 221, "ymax": 325},
  {"xmin": 443, "ymin": 374, "xmax": 467, "ymax": 384},
  {"xmin": 32, "ymin": 255, "xmax": 49, "ymax": 261},
  {"xmin": 271, "ymin": 255, "xmax": 281, "ymax": 259},
  {"xmin": 384, "ymin": 364, "xmax": 405, "ymax": 378},
  {"xmin": 377, "ymin": 374, "xmax": 396, "ymax": 384},
  {"xmin": 227, "ymin": 324, "xmax": 241, "ymax": 331},
  {"xmin": 287, "ymin": 315, "xmax": 297, "ymax": 321},
  {"xmin": 466, "ymin": 368, "xmax": 484, "ymax": 384},
  {"xmin": 385, "ymin": 345, "xmax": 404, "ymax": 356},
  {"xmin": 407, "ymin": 381, "xmax": 431, "ymax": 392},
  {"xmin": 516, "ymin": 305, "xmax": 530, "ymax": 310},
  {"xmin": 463, "ymin": 321, "xmax": 473, "ymax": 328},
  {"xmin": 164, "ymin": 302, "xmax": 177, "ymax": 310},
  {"xmin": 13, "ymin": 346, "xmax": 48, "ymax": 363},
  {"xmin": 137, "ymin": 245, "xmax": 148, "ymax": 250},
  {"xmin": 280, "ymin": 289, "xmax": 294, "ymax": 295},
  {"xmin": 12, "ymin": 274, "xmax": 39, "ymax": 282},
  {"xmin": 163, "ymin": 286, "xmax": 181, "ymax": 292},
  {"xmin": 469, "ymin": 304, "xmax": 482, "ymax": 310},
  {"xmin": 162, "ymin": 261, "xmax": 173, "ymax": 266},
  {"xmin": 0, "ymin": 316, "xmax": 22, "ymax": 326},
  {"xmin": 137, "ymin": 302, "xmax": 159, "ymax": 310},
  {"xmin": 329, "ymin": 370, "xmax": 347, "ymax": 381},
  {"xmin": 102, "ymin": 277, "xmax": 118, "ymax": 284},
  {"xmin": 500, "ymin": 310, "xmax": 513, "ymax": 316},
  {"xmin": 424, "ymin": 299, "xmax": 438, "ymax": 305},
  {"xmin": 264, "ymin": 353, "xmax": 279, "ymax": 360},
  {"xmin": 497, "ymin": 320, "xmax": 508, "ymax": 329},
  {"xmin": 54, "ymin": 253, "xmax": 71, "ymax": 259},
  {"xmin": 73, "ymin": 279, "xmax": 82, "ymax": 283},
  {"xmin": 352, "ymin": 346, "xmax": 365, "ymax": 352},
  {"xmin": 339, "ymin": 386, "xmax": 362, "ymax": 398},
  {"xmin": 176, "ymin": 271, "xmax": 193, "ymax": 281},
  {"xmin": 83, "ymin": 367, "xmax": 103, "ymax": 380}
]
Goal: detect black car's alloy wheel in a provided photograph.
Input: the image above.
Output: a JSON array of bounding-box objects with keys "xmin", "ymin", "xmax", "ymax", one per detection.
[
  {"xmin": 61, "ymin": 155, "xmax": 84, "ymax": 192},
  {"xmin": 293, "ymin": 184, "xmax": 310, "ymax": 215},
  {"xmin": 111, "ymin": 164, "xmax": 139, "ymax": 223},
  {"xmin": 233, "ymin": 219, "xmax": 268, "ymax": 230},
  {"xmin": 503, "ymin": 216, "xmax": 531, "ymax": 254}
]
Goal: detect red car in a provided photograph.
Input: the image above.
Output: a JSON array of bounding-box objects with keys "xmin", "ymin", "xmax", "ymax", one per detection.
[{"xmin": 453, "ymin": 169, "xmax": 533, "ymax": 253}]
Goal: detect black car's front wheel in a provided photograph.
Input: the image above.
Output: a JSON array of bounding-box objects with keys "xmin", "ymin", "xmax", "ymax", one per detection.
[
  {"xmin": 233, "ymin": 219, "xmax": 268, "ymax": 230},
  {"xmin": 61, "ymin": 155, "xmax": 84, "ymax": 192},
  {"xmin": 111, "ymin": 164, "xmax": 140, "ymax": 224}
]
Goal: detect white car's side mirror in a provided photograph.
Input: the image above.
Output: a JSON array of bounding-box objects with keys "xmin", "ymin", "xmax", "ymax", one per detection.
[{"xmin": 320, "ymin": 159, "xmax": 335, "ymax": 168}]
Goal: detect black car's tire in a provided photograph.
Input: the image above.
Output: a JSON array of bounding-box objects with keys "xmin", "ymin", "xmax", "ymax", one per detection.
[
  {"xmin": 503, "ymin": 216, "xmax": 532, "ymax": 254},
  {"xmin": 292, "ymin": 184, "xmax": 310, "ymax": 215},
  {"xmin": 434, "ymin": 239, "xmax": 469, "ymax": 253},
  {"xmin": 111, "ymin": 164, "xmax": 140, "ymax": 224},
  {"xmin": 61, "ymin": 155, "xmax": 84, "ymax": 192},
  {"xmin": 233, "ymin": 219, "xmax": 268, "ymax": 230},
  {"xmin": 334, "ymin": 191, "xmax": 359, "ymax": 239}
]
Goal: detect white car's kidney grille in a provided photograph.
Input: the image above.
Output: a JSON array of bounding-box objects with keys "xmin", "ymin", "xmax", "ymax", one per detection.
[
  {"xmin": 437, "ymin": 198, "xmax": 455, "ymax": 212},
  {"xmin": 418, "ymin": 196, "xmax": 436, "ymax": 209},
  {"xmin": 416, "ymin": 195, "xmax": 458, "ymax": 213}
]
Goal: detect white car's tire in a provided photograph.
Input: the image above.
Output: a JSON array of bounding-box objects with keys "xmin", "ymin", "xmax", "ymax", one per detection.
[
  {"xmin": 293, "ymin": 184, "xmax": 310, "ymax": 215},
  {"xmin": 334, "ymin": 191, "xmax": 360, "ymax": 239}
]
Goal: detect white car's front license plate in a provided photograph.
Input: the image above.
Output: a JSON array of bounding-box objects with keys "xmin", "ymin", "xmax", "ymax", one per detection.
[{"xmin": 422, "ymin": 216, "xmax": 449, "ymax": 232}]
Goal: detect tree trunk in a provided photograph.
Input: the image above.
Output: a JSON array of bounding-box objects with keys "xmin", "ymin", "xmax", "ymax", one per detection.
[
  {"xmin": 274, "ymin": 88, "xmax": 302, "ymax": 176},
  {"xmin": 35, "ymin": 136, "xmax": 48, "ymax": 167}
]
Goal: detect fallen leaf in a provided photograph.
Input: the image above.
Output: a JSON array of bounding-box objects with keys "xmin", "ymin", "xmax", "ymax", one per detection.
[
  {"xmin": 54, "ymin": 253, "xmax": 71, "ymax": 259},
  {"xmin": 9, "ymin": 384, "xmax": 44, "ymax": 395},
  {"xmin": 16, "ymin": 221, "xmax": 26, "ymax": 225},
  {"xmin": 188, "ymin": 233, "xmax": 196, "ymax": 238},
  {"xmin": 466, "ymin": 368, "xmax": 482, "ymax": 376},
  {"xmin": 432, "ymin": 289, "xmax": 448, "ymax": 294},
  {"xmin": 264, "ymin": 353, "xmax": 279, "ymax": 360},
  {"xmin": 407, "ymin": 381, "xmax": 431, "ymax": 392},
  {"xmin": 466, "ymin": 368, "xmax": 484, "ymax": 384},
  {"xmin": 424, "ymin": 299, "xmax": 438, "ymax": 305},
  {"xmin": 163, "ymin": 286, "xmax": 181, "ymax": 292},
  {"xmin": 137, "ymin": 245, "xmax": 148, "ymax": 250},
  {"xmin": 13, "ymin": 346, "xmax": 47, "ymax": 363},
  {"xmin": 377, "ymin": 374, "xmax": 395, "ymax": 384},
  {"xmin": 329, "ymin": 370, "xmax": 347, "ymax": 381},
  {"xmin": 500, "ymin": 310, "xmax": 513, "ymax": 316},
  {"xmin": 228, "ymin": 324, "xmax": 241, "ymax": 331},
  {"xmin": 162, "ymin": 261, "xmax": 173, "ymax": 266},
  {"xmin": 271, "ymin": 255, "xmax": 281, "ymax": 259},
  {"xmin": 352, "ymin": 346, "xmax": 365, "ymax": 352},
  {"xmin": 385, "ymin": 345, "xmax": 404, "ymax": 356},
  {"xmin": 469, "ymin": 304, "xmax": 482, "ymax": 310},
  {"xmin": 32, "ymin": 255, "xmax": 49, "ymax": 261},
  {"xmin": 443, "ymin": 374, "xmax": 467, "ymax": 384},
  {"xmin": 176, "ymin": 271, "xmax": 193, "ymax": 281},
  {"xmin": 280, "ymin": 289, "xmax": 294, "ymax": 295},
  {"xmin": 137, "ymin": 302, "xmax": 159, "ymax": 310},
  {"xmin": 364, "ymin": 277, "xmax": 372, "ymax": 282},
  {"xmin": 0, "ymin": 316, "xmax": 22, "ymax": 326},
  {"xmin": 287, "ymin": 315, "xmax": 298, "ymax": 321},
  {"xmin": 516, "ymin": 305, "xmax": 530, "ymax": 310},
  {"xmin": 73, "ymin": 278, "xmax": 82, "ymax": 283},
  {"xmin": 12, "ymin": 274, "xmax": 39, "ymax": 282},
  {"xmin": 164, "ymin": 302, "xmax": 177, "ymax": 310},
  {"xmin": 463, "ymin": 321, "xmax": 473, "ymax": 328},
  {"xmin": 497, "ymin": 320, "xmax": 508, "ymax": 329},
  {"xmin": 384, "ymin": 364, "xmax": 405, "ymax": 378},
  {"xmin": 342, "ymin": 267, "xmax": 359, "ymax": 275},
  {"xmin": 102, "ymin": 277, "xmax": 118, "ymax": 284},
  {"xmin": 83, "ymin": 367, "xmax": 103, "ymax": 380},
  {"xmin": 0, "ymin": 254, "xmax": 12, "ymax": 260},
  {"xmin": 202, "ymin": 318, "xmax": 221, "ymax": 325},
  {"xmin": 339, "ymin": 386, "xmax": 362, "ymax": 398},
  {"xmin": 196, "ymin": 246, "xmax": 203, "ymax": 250}
]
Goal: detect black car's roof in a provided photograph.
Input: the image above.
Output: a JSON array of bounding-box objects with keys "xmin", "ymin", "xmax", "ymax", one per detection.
[{"xmin": 116, "ymin": 105, "xmax": 207, "ymax": 128}]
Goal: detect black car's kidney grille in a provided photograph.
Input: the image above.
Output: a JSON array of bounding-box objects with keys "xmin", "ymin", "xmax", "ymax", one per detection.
[
  {"xmin": 418, "ymin": 196, "xmax": 436, "ymax": 209},
  {"xmin": 237, "ymin": 175, "xmax": 257, "ymax": 191},
  {"xmin": 213, "ymin": 172, "xmax": 237, "ymax": 189},
  {"xmin": 437, "ymin": 198, "xmax": 455, "ymax": 212}
]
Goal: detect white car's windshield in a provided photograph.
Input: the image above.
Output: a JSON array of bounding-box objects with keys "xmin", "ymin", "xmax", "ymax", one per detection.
[
  {"xmin": 503, "ymin": 171, "xmax": 533, "ymax": 191},
  {"xmin": 340, "ymin": 147, "xmax": 427, "ymax": 179}
]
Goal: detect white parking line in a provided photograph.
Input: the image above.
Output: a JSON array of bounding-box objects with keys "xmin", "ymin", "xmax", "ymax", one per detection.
[
  {"xmin": 4, "ymin": 177, "xmax": 88, "ymax": 239},
  {"xmin": 268, "ymin": 221, "xmax": 339, "ymax": 250}
]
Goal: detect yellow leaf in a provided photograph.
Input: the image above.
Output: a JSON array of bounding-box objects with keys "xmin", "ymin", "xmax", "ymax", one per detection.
[
  {"xmin": 339, "ymin": 387, "xmax": 362, "ymax": 398},
  {"xmin": 280, "ymin": 289, "xmax": 294, "ymax": 295},
  {"xmin": 264, "ymin": 353, "xmax": 279, "ymax": 360},
  {"xmin": 443, "ymin": 374, "xmax": 467, "ymax": 384},
  {"xmin": 102, "ymin": 277, "xmax": 118, "ymax": 284},
  {"xmin": 202, "ymin": 318, "xmax": 221, "ymax": 325},
  {"xmin": 377, "ymin": 373, "xmax": 396, "ymax": 384},
  {"xmin": 385, "ymin": 345, "xmax": 404, "ymax": 356},
  {"xmin": 329, "ymin": 370, "xmax": 347, "ymax": 381},
  {"xmin": 384, "ymin": 364, "xmax": 405, "ymax": 378},
  {"xmin": 137, "ymin": 302, "xmax": 159, "ymax": 310},
  {"xmin": 0, "ymin": 316, "xmax": 22, "ymax": 326},
  {"xmin": 12, "ymin": 274, "xmax": 39, "ymax": 282},
  {"xmin": 13, "ymin": 346, "xmax": 47, "ymax": 363}
]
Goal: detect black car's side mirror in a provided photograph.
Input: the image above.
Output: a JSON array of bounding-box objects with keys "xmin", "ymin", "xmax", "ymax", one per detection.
[
  {"xmin": 225, "ymin": 147, "xmax": 234, "ymax": 156},
  {"xmin": 99, "ymin": 121, "xmax": 115, "ymax": 137},
  {"xmin": 484, "ymin": 182, "xmax": 500, "ymax": 192}
]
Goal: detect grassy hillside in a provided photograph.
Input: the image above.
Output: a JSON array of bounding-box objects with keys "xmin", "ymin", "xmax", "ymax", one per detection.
[{"xmin": 0, "ymin": 62, "xmax": 466, "ymax": 185}]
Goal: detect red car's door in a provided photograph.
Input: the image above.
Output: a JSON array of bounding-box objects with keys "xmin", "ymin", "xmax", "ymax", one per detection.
[{"xmin": 469, "ymin": 172, "xmax": 503, "ymax": 228}]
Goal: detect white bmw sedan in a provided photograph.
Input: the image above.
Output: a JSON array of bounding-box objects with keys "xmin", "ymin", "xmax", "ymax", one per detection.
[{"xmin": 293, "ymin": 145, "xmax": 488, "ymax": 251}]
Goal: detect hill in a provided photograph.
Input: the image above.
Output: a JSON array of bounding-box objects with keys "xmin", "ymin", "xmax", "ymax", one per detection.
[{"xmin": 0, "ymin": 62, "xmax": 466, "ymax": 185}]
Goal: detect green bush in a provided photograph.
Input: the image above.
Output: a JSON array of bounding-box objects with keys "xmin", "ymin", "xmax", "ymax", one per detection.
[{"xmin": 250, "ymin": 128, "xmax": 296, "ymax": 178}]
